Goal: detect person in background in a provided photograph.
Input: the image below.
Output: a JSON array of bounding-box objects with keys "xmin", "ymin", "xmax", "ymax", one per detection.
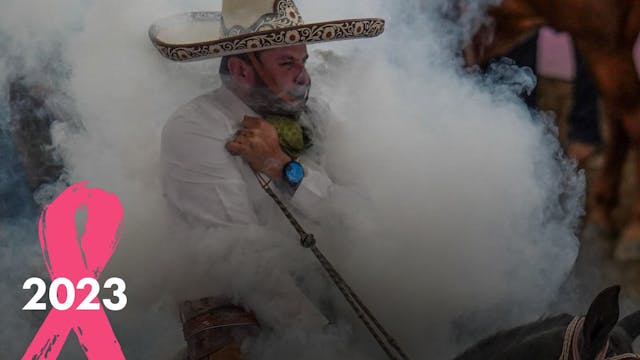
[{"xmin": 493, "ymin": 29, "xmax": 602, "ymax": 164}]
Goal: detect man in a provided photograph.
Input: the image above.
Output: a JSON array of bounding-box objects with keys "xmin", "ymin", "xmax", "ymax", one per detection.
[
  {"xmin": 162, "ymin": 45, "xmax": 329, "ymax": 228},
  {"xmin": 149, "ymin": 1, "xmax": 384, "ymax": 358}
]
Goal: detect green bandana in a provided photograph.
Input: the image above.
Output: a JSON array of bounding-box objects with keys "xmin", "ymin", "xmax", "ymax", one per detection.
[{"xmin": 265, "ymin": 115, "xmax": 309, "ymax": 159}]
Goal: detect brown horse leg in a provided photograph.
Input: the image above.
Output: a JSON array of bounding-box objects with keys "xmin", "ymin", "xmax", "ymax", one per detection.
[
  {"xmin": 621, "ymin": 103, "xmax": 640, "ymax": 242},
  {"xmin": 591, "ymin": 108, "xmax": 630, "ymax": 233},
  {"xmin": 577, "ymin": 42, "xmax": 640, "ymax": 246}
]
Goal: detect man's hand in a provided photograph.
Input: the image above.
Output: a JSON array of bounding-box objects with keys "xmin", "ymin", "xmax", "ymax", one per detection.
[{"xmin": 226, "ymin": 115, "xmax": 291, "ymax": 180}]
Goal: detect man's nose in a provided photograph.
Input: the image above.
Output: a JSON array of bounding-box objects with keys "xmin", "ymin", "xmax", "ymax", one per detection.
[{"xmin": 295, "ymin": 67, "xmax": 310, "ymax": 86}]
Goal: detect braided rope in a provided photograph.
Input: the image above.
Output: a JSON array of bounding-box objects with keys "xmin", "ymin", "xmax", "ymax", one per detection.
[
  {"xmin": 254, "ymin": 172, "xmax": 640, "ymax": 360},
  {"xmin": 255, "ymin": 172, "xmax": 411, "ymax": 360},
  {"xmin": 560, "ymin": 316, "xmax": 640, "ymax": 360},
  {"xmin": 560, "ymin": 317, "xmax": 581, "ymax": 360},
  {"xmin": 607, "ymin": 355, "xmax": 640, "ymax": 360}
]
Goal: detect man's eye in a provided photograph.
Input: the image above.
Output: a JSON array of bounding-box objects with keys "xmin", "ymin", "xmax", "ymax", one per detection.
[{"xmin": 280, "ymin": 62, "xmax": 294, "ymax": 68}]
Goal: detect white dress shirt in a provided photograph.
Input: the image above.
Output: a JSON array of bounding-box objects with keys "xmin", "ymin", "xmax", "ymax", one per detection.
[
  {"xmin": 161, "ymin": 85, "xmax": 336, "ymax": 329},
  {"xmin": 161, "ymin": 86, "xmax": 334, "ymax": 229}
]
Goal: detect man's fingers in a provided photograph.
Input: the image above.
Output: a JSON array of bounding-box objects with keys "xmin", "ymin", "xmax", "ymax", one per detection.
[
  {"xmin": 226, "ymin": 143, "xmax": 243, "ymax": 156},
  {"xmin": 226, "ymin": 139, "xmax": 246, "ymax": 155},
  {"xmin": 236, "ymin": 128, "xmax": 256, "ymax": 138},
  {"xmin": 242, "ymin": 115, "xmax": 263, "ymax": 129}
]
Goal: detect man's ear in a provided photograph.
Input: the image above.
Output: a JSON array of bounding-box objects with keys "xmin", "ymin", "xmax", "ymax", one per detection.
[
  {"xmin": 227, "ymin": 57, "xmax": 255, "ymax": 86},
  {"xmin": 581, "ymin": 285, "xmax": 620, "ymax": 360}
]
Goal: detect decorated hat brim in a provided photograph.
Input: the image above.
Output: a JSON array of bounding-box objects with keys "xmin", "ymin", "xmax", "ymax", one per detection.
[{"xmin": 149, "ymin": 12, "xmax": 385, "ymax": 62}]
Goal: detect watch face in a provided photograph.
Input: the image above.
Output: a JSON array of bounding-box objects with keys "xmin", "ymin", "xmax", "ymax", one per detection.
[{"xmin": 284, "ymin": 161, "xmax": 305, "ymax": 185}]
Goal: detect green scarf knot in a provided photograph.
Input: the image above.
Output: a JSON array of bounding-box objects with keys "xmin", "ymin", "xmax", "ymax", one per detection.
[{"xmin": 265, "ymin": 115, "xmax": 309, "ymax": 159}]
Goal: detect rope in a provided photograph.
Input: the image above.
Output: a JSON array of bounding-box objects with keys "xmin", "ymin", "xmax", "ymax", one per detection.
[
  {"xmin": 255, "ymin": 171, "xmax": 640, "ymax": 360},
  {"xmin": 560, "ymin": 317, "xmax": 581, "ymax": 360},
  {"xmin": 608, "ymin": 355, "xmax": 640, "ymax": 360},
  {"xmin": 255, "ymin": 172, "xmax": 411, "ymax": 360},
  {"xmin": 560, "ymin": 316, "xmax": 640, "ymax": 360}
]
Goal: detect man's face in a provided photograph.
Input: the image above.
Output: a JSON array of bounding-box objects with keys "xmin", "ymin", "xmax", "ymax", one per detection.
[
  {"xmin": 258, "ymin": 44, "xmax": 310, "ymax": 99},
  {"xmin": 246, "ymin": 45, "xmax": 311, "ymax": 116}
]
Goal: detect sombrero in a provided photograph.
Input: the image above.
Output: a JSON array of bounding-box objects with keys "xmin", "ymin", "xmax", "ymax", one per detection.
[{"xmin": 149, "ymin": 0, "xmax": 385, "ymax": 61}]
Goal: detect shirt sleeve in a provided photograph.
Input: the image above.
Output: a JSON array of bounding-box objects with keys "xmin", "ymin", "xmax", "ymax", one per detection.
[
  {"xmin": 285, "ymin": 159, "xmax": 334, "ymax": 221},
  {"xmin": 161, "ymin": 111, "xmax": 258, "ymax": 227}
]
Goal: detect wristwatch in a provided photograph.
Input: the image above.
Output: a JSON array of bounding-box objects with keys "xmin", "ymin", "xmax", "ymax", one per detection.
[{"xmin": 282, "ymin": 160, "xmax": 305, "ymax": 188}]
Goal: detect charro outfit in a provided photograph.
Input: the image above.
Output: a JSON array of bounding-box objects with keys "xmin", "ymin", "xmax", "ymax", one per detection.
[
  {"xmin": 149, "ymin": 0, "xmax": 384, "ymax": 358},
  {"xmin": 162, "ymin": 86, "xmax": 333, "ymax": 229}
]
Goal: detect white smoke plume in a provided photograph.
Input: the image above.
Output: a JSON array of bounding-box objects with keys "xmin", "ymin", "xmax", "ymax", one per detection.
[{"xmin": 0, "ymin": 0, "xmax": 584, "ymax": 359}]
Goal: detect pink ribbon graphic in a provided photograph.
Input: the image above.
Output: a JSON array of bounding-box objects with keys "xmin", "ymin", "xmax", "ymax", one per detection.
[{"xmin": 22, "ymin": 182, "xmax": 125, "ymax": 359}]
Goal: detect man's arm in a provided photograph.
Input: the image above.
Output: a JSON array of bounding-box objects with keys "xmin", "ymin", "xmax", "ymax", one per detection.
[{"xmin": 161, "ymin": 110, "xmax": 328, "ymax": 329}]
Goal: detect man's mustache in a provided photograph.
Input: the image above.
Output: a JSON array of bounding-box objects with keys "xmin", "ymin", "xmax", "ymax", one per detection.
[
  {"xmin": 287, "ymin": 84, "xmax": 310, "ymax": 103},
  {"xmin": 246, "ymin": 83, "xmax": 310, "ymax": 117},
  {"xmin": 250, "ymin": 84, "xmax": 309, "ymax": 105}
]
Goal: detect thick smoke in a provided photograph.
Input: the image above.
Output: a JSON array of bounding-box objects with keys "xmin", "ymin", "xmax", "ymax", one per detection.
[{"xmin": 0, "ymin": 0, "xmax": 583, "ymax": 359}]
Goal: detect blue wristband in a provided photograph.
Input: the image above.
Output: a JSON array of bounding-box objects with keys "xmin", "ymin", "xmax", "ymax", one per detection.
[{"xmin": 283, "ymin": 160, "xmax": 305, "ymax": 187}]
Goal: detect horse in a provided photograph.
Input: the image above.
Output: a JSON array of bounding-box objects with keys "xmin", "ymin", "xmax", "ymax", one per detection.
[
  {"xmin": 453, "ymin": 286, "xmax": 640, "ymax": 359},
  {"xmin": 462, "ymin": 0, "xmax": 640, "ymax": 251}
]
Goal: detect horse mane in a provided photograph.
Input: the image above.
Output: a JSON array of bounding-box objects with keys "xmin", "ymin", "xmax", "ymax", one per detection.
[{"xmin": 453, "ymin": 313, "xmax": 573, "ymax": 360}]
